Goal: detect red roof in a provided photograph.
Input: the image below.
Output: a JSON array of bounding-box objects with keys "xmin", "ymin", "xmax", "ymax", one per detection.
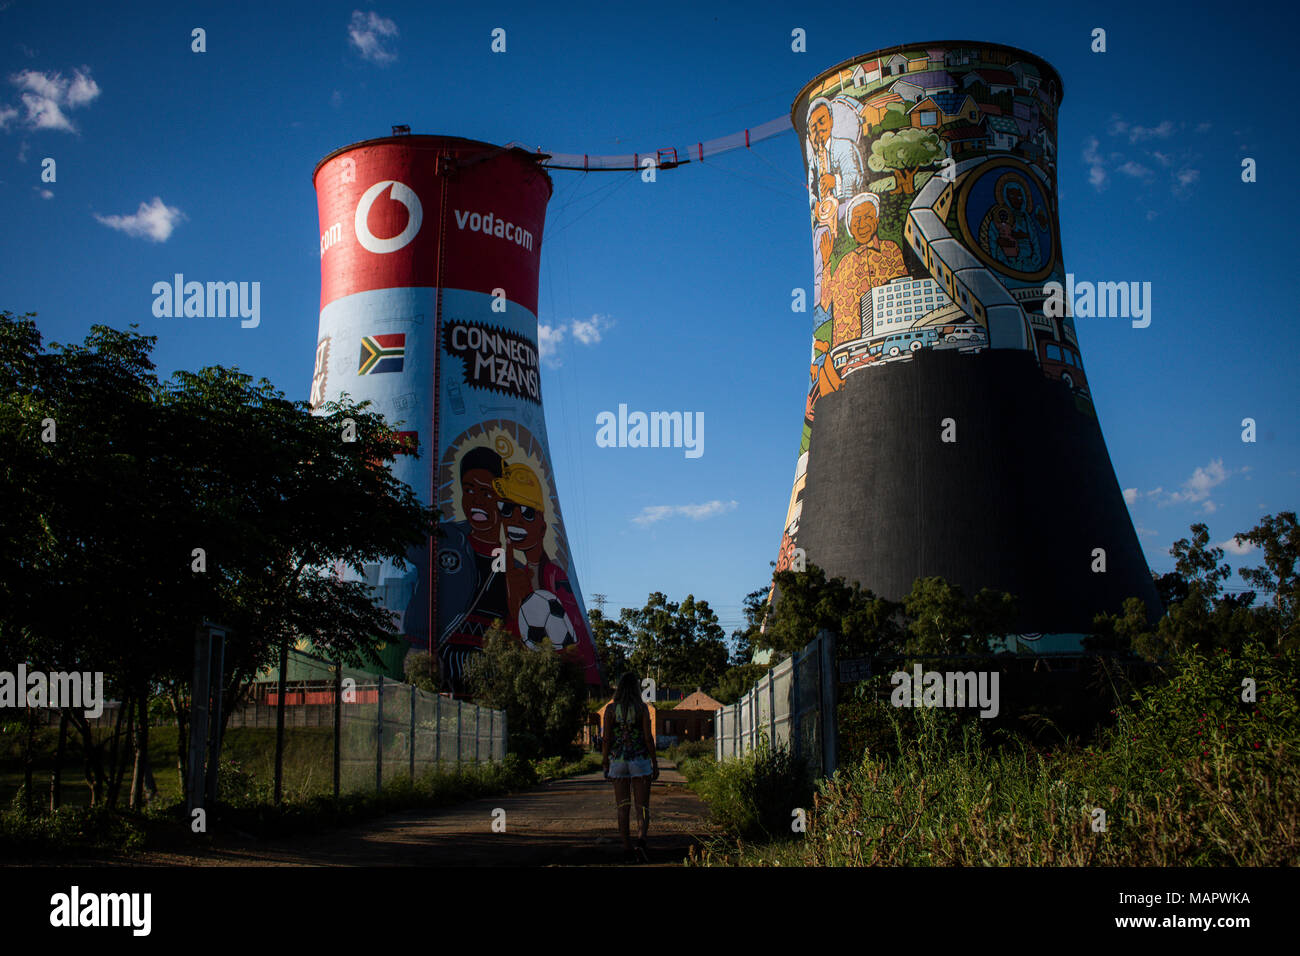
[
  {"xmin": 945, "ymin": 122, "xmax": 988, "ymax": 140},
  {"xmin": 977, "ymin": 102, "xmax": 1003, "ymax": 115},
  {"xmin": 971, "ymin": 69, "xmax": 1016, "ymax": 85}
]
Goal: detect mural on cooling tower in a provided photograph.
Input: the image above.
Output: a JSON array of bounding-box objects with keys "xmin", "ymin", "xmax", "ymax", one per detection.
[
  {"xmin": 777, "ymin": 43, "xmax": 1085, "ymax": 574},
  {"xmin": 311, "ymin": 139, "xmax": 599, "ymax": 694}
]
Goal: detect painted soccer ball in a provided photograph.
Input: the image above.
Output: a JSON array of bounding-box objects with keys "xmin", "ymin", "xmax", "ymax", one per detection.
[{"xmin": 518, "ymin": 589, "xmax": 577, "ymax": 650}]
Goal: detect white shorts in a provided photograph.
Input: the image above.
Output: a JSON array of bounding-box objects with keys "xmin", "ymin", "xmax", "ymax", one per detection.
[{"xmin": 607, "ymin": 757, "xmax": 654, "ymax": 778}]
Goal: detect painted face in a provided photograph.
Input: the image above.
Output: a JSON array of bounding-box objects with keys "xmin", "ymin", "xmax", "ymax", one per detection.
[
  {"xmin": 1007, "ymin": 185, "xmax": 1024, "ymax": 210},
  {"xmin": 848, "ymin": 203, "xmax": 878, "ymax": 244},
  {"xmin": 809, "ymin": 105, "xmax": 833, "ymax": 149},
  {"xmin": 497, "ymin": 497, "xmax": 546, "ymax": 553},
  {"xmin": 460, "ymin": 469, "xmax": 500, "ymax": 536}
]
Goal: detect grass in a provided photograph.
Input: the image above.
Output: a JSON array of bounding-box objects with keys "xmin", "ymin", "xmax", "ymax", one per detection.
[
  {"xmin": 1, "ymin": 718, "xmax": 605, "ymax": 857},
  {"xmin": 686, "ymin": 644, "xmax": 1300, "ymax": 866}
]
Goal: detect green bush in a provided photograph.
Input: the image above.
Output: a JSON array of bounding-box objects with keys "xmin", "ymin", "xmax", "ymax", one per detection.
[
  {"xmin": 694, "ymin": 644, "xmax": 1300, "ymax": 866},
  {"xmin": 687, "ymin": 736, "xmax": 813, "ymax": 842}
]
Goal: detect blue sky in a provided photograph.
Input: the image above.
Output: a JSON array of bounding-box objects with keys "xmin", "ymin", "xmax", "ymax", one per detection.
[{"xmin": 2, "ymin": 0, "xmax": 1296, "ymax": 636}]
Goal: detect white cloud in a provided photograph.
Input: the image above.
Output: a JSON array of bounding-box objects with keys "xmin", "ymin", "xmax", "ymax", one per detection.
[
  {"xmin": 1117, "ymin": 161, "xmax": 1153, "ymax": 179},
  {"xmin": 1122, "ymin": 488, "xmax": 1138, "ymax": 506},
  {"xmin": 8, "ymin": 67, "xmax": 100, "ymax": 133},
  {"xmin": 1082, "ymin": 136, "xmax": 1107, "ymax": 191},
  {"xmin": 1135, "ymin": 524, "xmax": 1159, "ymax": 537},
  {"xmin": 1200, "ymin": 500, "xmax": 1217, "ymax": 514},
  {"xmin": 1221, "ymin": 537, "xmax": 1255, "ymax": 556},
  {"xmin": 1150, "ymin": 150, "xmax": 1173, "ymax": 167},
  {"xmin": 94, "ymin": 196, "xmax": 185, "ymax": 242},
  {"xmin": 570, "ymin": 313, "xmax": 610, "ymax": 345},
  {"xmin": 0, "ymin": 104, "xmax": 17, "ymax": 130},
  {"xmin": 1127, "ymin": 120, "xmax": 1175, "ymax": 142},
  {"xmin": 1163, "ymin": 458, "xmax": 1228, "ymax": 507},
  {"xmin": 538, "ymin": 322, "xmax": 565, "ymax": 366},
  {"xmin": 1195, "ymin": 122, "xmax": 1211, "ymax": 133},
  {"xmin": 348, "ymin": 10, "xmax": 399, "ymax": 64},
  {"xmin": 1173, "ymin": 167, "xmax": 1200, "ymax": 194},
  {"xmin": 632, "ymin": 500, "xmax": 738, "ymax": 526},
  {"xmin": 35, "ymin": 187, "xmax": 52, "ymax": 199}
]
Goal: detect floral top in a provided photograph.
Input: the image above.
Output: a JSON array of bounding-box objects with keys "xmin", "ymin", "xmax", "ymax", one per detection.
[{"xmin": 610, "ymin": 702, "xmax": 650, "ymax": 761}]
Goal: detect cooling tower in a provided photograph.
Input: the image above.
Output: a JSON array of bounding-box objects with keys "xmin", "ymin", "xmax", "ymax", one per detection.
[
  {"xmin": 776, "ymin": 43, "xmax": 1160, "ymax": 646},
  {"xmin": 311, "ymin": 134, "xmax": 600, "ymax": 692}
]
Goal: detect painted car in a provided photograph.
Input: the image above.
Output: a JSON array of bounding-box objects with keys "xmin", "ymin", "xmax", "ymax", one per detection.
[
  {"xmin": 937, "ymin": 322, "xmax": 988, "ymax": 344},
  {"xmin": 1039, "ymin": 339, "xmax": 1089, "ymax": 393},
  {"xmin": 871, "ymin": 328, "xmax": 939, "ymax": 358}
]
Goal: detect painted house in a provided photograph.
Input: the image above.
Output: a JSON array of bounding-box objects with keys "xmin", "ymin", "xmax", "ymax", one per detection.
[
  {"xmin": 945, "ymin": 47, "xmax": 979, "ymax": 67},
  {"xmin": 1031, "ymin": 125, "xmax": 1055, "ymax": 161},
  {"xmin": 986, "ymin": 114, "xmax": 1021, "ymax": 150},
  {"xmin": 945, "ymin": 121, "xmax": 989, "ymax": 155},
  {"xmin": 908, "ymin": 92, "xmax": 980, "ymax": 129},
  {"xmin": 852, "ymin": 60, "xmax": 881, "ymax": 87},
  {"xmin": 1012, "ymin": 96, "xmax": 1040, "ymax": 138},
  {"xmin": 904, "ymin": 51, "xmax": 930, "ymax": 72},
  {"xmin": 859, "ymin": 89, "xmax": 904, "ymax": 127},
  {"xmin": 1009, "ymin": 61, "xmax": 1042, "ymax": 92},
  {"xmin": 883, "ymin": 53, "xmax": 911, "ymax": 77},
  {"xmin": 962, "ymin": 69, "xmax": 1017, "ymax": 95},
  {"xmin": 891, "ymin": 70, "xmax": 957, "ymax": 101}
]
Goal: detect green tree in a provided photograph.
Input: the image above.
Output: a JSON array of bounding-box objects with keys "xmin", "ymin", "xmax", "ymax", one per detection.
[
  {"xmin": 588, "ymin": 608, "xmax": 630, "ymax": 686},
  {"xmin": 0, "ymin": 311, "xmax": 435, "ymax": 806},
  {"xmin": 866, "ymin": 128, "xmax": 946, "ymax": 194},
  {"xmin": 615, "ymin": 592, "xmax": 729, "ymax": 692},
  {"xmin": 404, "ymin": 650, "xmax": 440, "ymax": 694},
  {"xmin": 761, "ymin": 564, "xmax": 903, "ymax": 661},
  {"xmin": 1234, "ymin": 512, "xmax": 1299, "ymax": 651},
  {"xmin": 466, "ymin": 622, "xmax": 588, "ymax": 758}
]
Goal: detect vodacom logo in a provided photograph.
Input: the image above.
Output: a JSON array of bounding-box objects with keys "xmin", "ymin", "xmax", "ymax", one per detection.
[{"xmin": 354, "ymin": 180, "xmax": 423, "ymax": 254}]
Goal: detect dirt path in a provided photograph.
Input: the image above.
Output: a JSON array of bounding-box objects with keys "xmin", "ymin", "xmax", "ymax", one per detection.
[{"xmin": 112, "ymin": 761, "xmax": 711, "ymax": 867}]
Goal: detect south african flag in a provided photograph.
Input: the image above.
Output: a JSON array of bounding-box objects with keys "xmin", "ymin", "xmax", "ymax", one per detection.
[{"xmin": 358, "ymin": 334, "xmax": 406, "ymax": 374}]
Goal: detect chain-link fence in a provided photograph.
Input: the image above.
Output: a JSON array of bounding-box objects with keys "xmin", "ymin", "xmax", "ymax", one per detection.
[
  {"xmin": 224, "ymin": 648, "xmax": 506, "ymax": 799},
  {"xmin": 715, "ymin": 630, "xmax": 836, "ymax": 778}
]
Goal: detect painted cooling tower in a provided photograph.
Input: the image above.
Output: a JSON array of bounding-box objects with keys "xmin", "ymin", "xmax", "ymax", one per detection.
[
  {"xmin": 311, "ymin": 134, "xmax": 600, "ymax": 691},
  {"xmin": 776, "ymin": 42, "xmax": 1160, "ymax": 645}
]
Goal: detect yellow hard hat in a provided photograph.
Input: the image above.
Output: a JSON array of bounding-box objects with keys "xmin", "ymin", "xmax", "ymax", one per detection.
[{"xmin": 493, "ymin": 462, "xmax": 544, "ymax": 511}]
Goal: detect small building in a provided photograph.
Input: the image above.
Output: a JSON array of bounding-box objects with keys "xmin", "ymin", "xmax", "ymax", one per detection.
[
  {"xmin": 908, "ymin": 92, "xmax": 980, "ymax": 128},
  {"xmin": 986, "ymin": 114, "xmax": 1021, "ymax": 150},
  {"xmin": 851, "ymin": 60, "xmax": 881, "ymax": 87},
  {"xmin": 660, "ymin": 690, "xmax": 723, "ymax": 744},
  {"xmin": 962, "ymin": 68, "xmax": 1017, "ymax": 95},
  {"xmin": 594, "ymin": 691, "xmax": 722, "ymax": 748}
]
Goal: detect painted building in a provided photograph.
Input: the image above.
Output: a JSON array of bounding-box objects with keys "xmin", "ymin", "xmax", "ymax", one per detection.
[
  {"xmin": 311, "ymin": 134, "xmax": 601, "ymax": 693},
  {"xmin": 777, "ymin": 41, "xmax": 1162, "ymax": 644}
]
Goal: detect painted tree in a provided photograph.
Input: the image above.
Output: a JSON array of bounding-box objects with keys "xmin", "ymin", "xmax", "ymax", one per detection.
[{"xmin": 867, "ymin": 127, "xmax": 946, "ymax": 195}]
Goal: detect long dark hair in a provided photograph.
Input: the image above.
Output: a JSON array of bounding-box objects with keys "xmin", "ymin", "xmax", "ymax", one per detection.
[{"xmin": 613, "ymin": 672, "xmax": 643, "ymax": 721}]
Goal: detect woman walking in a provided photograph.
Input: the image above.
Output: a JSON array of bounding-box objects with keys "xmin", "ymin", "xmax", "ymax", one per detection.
[{"xmin": 602, "ymin": 672, "xmax": 658, "ymax": 862}]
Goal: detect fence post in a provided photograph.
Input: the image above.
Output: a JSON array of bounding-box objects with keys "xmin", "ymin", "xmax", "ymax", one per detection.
[
  {"xmin": 474, "ymin": 706, "xmax": 480, "ymax": 764},
  {"xmin": 273, "ymin": 640, "xmax": 287, "ymax": 805},
  {"xmin": 435, "ymin": 693, "xmax": 442, "ymax": 770},
  {"xmin": 376, "ymin": 674, "xmax": 384, "ymax": 795},
  {"xmin": 409, "ymin": 685, "xmax": 416, "ymax": 780},
  {"xmin": 768, "ymin": 671, "xmax": 776, "ymax": 747},
  {"xmin": 791, "ymin": 647, "xmax": 801, "ymax": 763},
  {"xmin": 819, "ymin": 629, "xmax": 837, "ymax": 778},
  {"xmin": 333, "ymin": 661, "xmax": 341, "ymax": 803},
  {"xmin": 456, "ymin": 700, "xmax": 462, "ymax": 772},
  {"xmin": 487, "ymin": 710, "xmax": 494, "ymax": 764}
]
